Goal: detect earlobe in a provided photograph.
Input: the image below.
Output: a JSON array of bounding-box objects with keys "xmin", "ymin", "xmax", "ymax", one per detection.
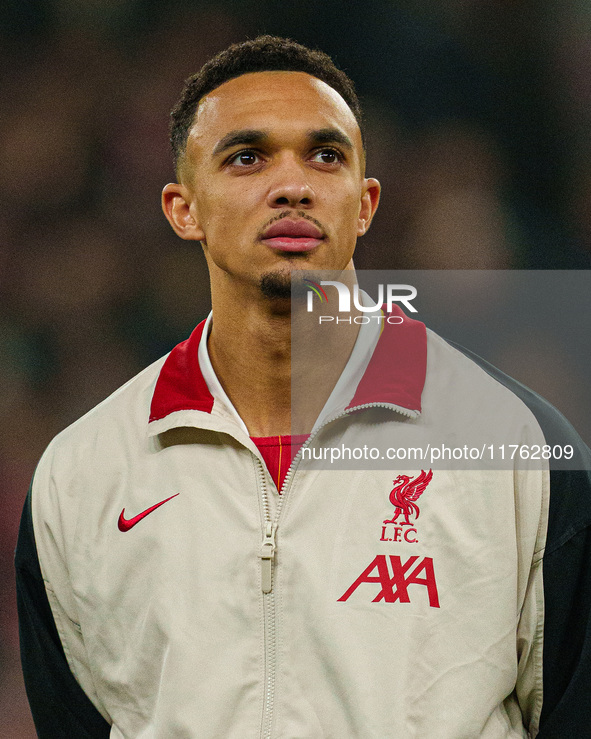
[
  {"xmin": 161, "ymin": 183, "xmax": 205, "ymax": 241},
  {"xmin": 357, "ymin": 177, "xmax": 381, "ymax": 236}
]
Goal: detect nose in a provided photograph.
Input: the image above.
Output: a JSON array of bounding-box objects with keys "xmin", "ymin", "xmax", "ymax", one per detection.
[{"xmin": 266, "ymin": 157, "xmax": 315, "ymax": 209}]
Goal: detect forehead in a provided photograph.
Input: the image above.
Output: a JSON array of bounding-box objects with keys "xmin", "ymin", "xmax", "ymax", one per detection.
[{"xmin": 188, "ymin": 71, "xmax": 362, "ymax": 153}]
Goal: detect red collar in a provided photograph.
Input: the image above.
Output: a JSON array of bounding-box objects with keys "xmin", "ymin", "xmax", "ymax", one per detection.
[{"xmin": 149, "ymin": 306, "xmax": 427, "ymax": 424}]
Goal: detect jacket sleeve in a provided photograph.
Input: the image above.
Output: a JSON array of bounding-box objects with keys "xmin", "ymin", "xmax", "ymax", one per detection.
[
  {"xmin": 15, "ymin": 484, "xmax": 112, "ymax": 739},
  {"xmin": 535, "ymin": 465, "xmax": 591, "ymax": 737},
  {"xmin": 447, "ymin": 341, "xmax": 591, "ymax": 735}
]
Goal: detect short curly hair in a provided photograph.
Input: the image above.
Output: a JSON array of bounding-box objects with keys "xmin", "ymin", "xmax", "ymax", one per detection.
[{"xmin": 170, "ymin": 35, "xmax": 364, "ymax": 175}]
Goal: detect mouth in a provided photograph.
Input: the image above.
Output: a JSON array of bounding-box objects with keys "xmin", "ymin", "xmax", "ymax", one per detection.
[{"xmin": 260, "ymin": 219, "xmax": 325, "ymax": 253}]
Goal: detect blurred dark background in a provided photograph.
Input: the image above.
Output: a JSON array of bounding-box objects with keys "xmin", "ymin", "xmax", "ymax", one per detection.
[{"xmin": 1, "ymin": 1, "xmax": 590, "ymax": 733}]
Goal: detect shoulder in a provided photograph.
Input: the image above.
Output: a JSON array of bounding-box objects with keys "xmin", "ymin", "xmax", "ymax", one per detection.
[
  {"xmin": 425, "ymin": 330, "xmax": 586, "ymax": 439},
  {"xmin": 435, "ymin": 334, "xmax": 591, "ymax": 546},
  {"xmin": 31, "ymin": 354, "xmax": 169, "ymax": 522},
  {"xmin": 421, "ymin": 329, "xmax": 549, "ymax": 447},
  {"xmin": 43, "ymin": 354, "xmax": 168, "ymax": 465},
  {"xmin": 445, "ymin": 337, "xmax": 588, "ymax": 453}
]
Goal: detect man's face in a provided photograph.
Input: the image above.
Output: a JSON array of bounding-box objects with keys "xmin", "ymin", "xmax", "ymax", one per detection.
[{"xmin": 163, "ymin": 71, "xmax": 380, "ymax": 298}]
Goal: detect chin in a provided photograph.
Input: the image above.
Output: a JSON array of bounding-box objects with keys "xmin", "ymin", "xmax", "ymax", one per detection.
[
  {"xmin": 259, "ymin": 272, "xmax": 292, "ymax": 300},
  {"xmin": 259, "ymin": 269, "xmax": 320, "ymax": 302}
]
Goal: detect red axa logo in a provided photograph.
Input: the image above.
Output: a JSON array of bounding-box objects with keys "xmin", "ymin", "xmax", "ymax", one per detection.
[
  {"xmin": 338, "ymin": 555, "xmax": 440, "ymax": 608},
  {"xmin": 380, "ymin": 469, "xmax": 432, "ymax": 543}
]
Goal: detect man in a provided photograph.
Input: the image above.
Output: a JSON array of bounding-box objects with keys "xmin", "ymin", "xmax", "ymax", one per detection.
[{"xmin": 16, "ymin": 36, "xmax": 591, "ymax": 737}]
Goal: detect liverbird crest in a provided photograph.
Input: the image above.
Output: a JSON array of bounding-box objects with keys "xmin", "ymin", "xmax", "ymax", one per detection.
[{"xmin": 383, "ymin": 469, "xmax": 433, "ymax": 527}]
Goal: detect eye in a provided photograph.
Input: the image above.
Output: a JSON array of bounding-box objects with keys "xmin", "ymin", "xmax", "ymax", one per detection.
[
  {"xmin": 310, "ymin": 147, "xmax": 344, "ymax": 165},
  {"xmin": 228, "ymin": 149, "xmax": 261, "ymax": 167}
]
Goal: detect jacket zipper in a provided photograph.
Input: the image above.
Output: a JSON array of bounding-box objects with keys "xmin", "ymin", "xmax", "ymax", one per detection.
[
  {"xmin": 256, "ymin": 401, "xmax": 417, "ymax": 738},
  {"xmin": 256, "ymin": 459, "xmax": 278, "ymax": 739}
]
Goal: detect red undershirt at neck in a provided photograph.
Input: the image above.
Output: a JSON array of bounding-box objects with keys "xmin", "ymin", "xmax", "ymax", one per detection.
[{"xmin": 250, "ymin": 434, "xmax": 310, "ymax": 493}]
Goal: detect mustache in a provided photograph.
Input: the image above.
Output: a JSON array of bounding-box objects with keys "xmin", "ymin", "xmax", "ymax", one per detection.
[{"xmin": 257, "ymin": 210, "xmax": 326, "ymax": 239}]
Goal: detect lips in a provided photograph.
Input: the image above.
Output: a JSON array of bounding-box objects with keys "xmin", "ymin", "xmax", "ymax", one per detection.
[{"xmin": 261, "ymin": 219, "xmax": 325, "ymax": 252}]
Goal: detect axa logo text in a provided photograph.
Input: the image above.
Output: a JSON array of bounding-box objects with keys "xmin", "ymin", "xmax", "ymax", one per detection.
[{"xmin": 338, "ymin": 555, "xmax": 440, "ymax": 608}]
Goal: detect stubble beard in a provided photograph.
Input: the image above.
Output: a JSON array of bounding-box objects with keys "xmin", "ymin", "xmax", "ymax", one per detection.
[
  {"xmin": 259, "ymin": 271, "xmax": 292, "ymax": 300},
  {"xmin": 259, "ymin": 269, "xmax": 312, "ymax": 303}
]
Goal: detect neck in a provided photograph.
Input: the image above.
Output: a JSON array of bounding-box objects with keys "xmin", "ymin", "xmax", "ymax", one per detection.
[{"xmin": 207, "ymin": 279, "xmax": 360, "ymax": 436}]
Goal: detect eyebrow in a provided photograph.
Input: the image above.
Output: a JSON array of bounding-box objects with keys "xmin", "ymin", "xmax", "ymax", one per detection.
[
  {"xmin": 308, "ymin": 128, "xmax": 354, "ymax": 151},
  {"xmin": 211, "ymin": 127, "xmax": 354, "ymax": 158},
  {"xmin": 212, "ymin": 129, "xmax": 269, "ymax": 157}
]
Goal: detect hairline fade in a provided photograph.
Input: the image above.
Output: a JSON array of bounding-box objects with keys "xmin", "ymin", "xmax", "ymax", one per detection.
[{"xmin": 169, "ymin": 35, "xmax": 365, "ymax": 178}]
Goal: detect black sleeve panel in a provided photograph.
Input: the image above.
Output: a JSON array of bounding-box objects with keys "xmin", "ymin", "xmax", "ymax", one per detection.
[
  {"xmin": 536, "ymin": 517, "xmax": 591, "ymax": 736},
  {"xmin": 447, "ymin": 342, "xmax": 591, "ymax": 736},
  {"xmin": 15, "ymin": 485, "xmax": 112, "ymax": 739}
]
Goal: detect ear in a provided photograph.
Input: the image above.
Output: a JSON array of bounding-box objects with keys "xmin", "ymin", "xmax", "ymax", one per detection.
[
  {"xmin": 161, "ymin": 183, "xmax": 205, "ymax": 241},
  {"xmin": 357, "ymin": 177, "xmax": 381, "ymax": 236}
]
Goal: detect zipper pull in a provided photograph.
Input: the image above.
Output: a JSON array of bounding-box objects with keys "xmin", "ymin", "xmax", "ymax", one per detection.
[{"xmin": 259, "ymin": 522, "xmax": 277, "ymax": 593}]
